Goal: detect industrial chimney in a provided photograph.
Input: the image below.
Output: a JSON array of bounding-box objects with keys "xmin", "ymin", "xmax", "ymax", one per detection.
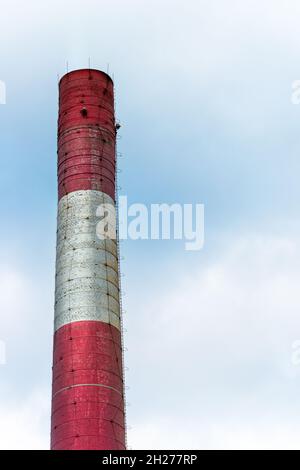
[{"xmin": 51, "ymin": 69, "xmax": 126, "ymax": 450}]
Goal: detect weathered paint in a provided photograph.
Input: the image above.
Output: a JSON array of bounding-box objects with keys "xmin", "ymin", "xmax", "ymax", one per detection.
[
  {"xmin": 55, "ymin": 190, "xmax": 120, "ymax": 332},
  {"xmin": 51, "ymin": 322, "xmax": 125, "ymax": 450},
  {"xmin": 58, "ymin": 69, "xmax": 116, "ymax": 201},
  {"xmin": 51, "ymin": 69, "xmax": 125, "ymax": 451}
]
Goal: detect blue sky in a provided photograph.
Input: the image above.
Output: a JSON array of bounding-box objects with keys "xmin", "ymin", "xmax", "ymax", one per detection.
[{"xmin": 1, "ymin": 0, "xmax": 300, "ymax": 449}]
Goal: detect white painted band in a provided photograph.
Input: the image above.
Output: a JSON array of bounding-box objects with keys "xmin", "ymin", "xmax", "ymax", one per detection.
[{"xmin": 55, "ymin": 190, "xmax": 121, "ymax": 332}]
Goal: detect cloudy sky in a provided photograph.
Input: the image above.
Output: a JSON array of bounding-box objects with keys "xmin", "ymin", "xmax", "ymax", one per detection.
[{"xmin": 1, "ymin": 0, "xmax": 300, "ymax": 450}]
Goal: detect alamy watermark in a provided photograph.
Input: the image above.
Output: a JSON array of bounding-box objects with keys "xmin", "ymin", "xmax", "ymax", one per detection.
[
  {"xmin": 0, "ymin": 80, "xmax": 6, "ymax": 104},
  {"xmin": 96, "ymin": 196, "xmax": 204, "ymax": 251}
]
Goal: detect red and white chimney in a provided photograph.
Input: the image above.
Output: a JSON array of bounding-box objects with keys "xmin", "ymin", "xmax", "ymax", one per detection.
[{"xmin": 51, "ymin": 69, "xmax": 126, "ymax": 450}]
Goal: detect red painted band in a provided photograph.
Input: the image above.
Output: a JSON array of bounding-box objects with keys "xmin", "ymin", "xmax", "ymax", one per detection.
[
  {"xmin": 51, "ymin": 321, "xmax": 125, "ymax": 450},
  {"xmin": 58, "ymin": 69, "xmax": 116, "ymax": 201}
]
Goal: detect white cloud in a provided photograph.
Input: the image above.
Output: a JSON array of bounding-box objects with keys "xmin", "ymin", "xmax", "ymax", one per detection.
[
  {"xmin": 1, "ymin": 235, "xmax": 300, "ymax": 449},
  {"xmin": 0, "ymin": 265, "xmax": 53, "ymax": 342},
  {"xmin": 2, "ymin": 0, "xmax": 300, "ymax": 78},
  {"xmin": 0, "ymin": 387, "xmax": 50, "ymax": 450},
  {"xmin": 0, "ymin": 269, "xmax": 32, "ymax": 331},
  {"xmin": 0, "ymin": 264, "xmax": 52, "ymax": 449},
  {"xmin": 126, "ymin": 234, "xmax": 300, "ymax": 450},
  {"xmin": 1, "ymin": 0, "xmax": 300, "ymax": 450},
  {"xmin": 129, "ymin": 415, "xmax": 300, "ymax": 451}
]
